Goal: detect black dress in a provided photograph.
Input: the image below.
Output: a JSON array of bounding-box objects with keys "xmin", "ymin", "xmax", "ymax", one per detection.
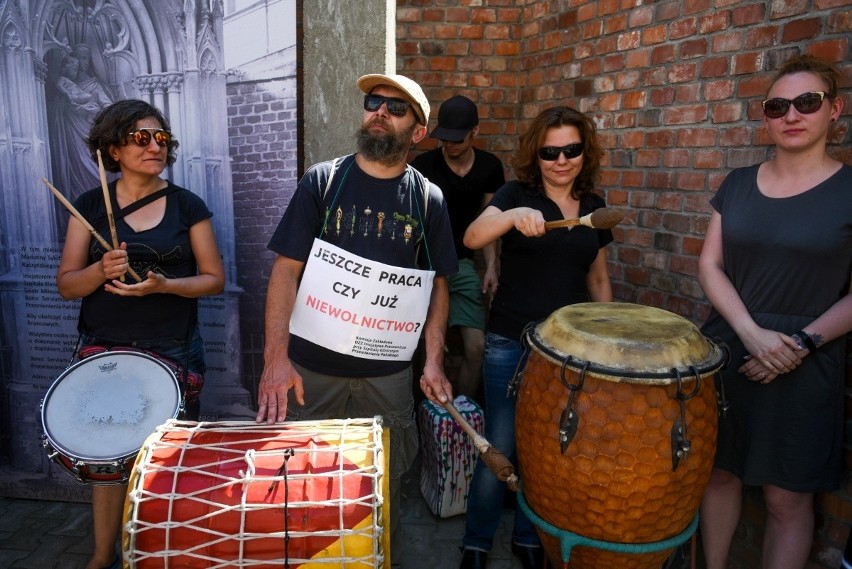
[{"xmin": 702, "ymin": 163, "xmax": 852, "ymax": 492}]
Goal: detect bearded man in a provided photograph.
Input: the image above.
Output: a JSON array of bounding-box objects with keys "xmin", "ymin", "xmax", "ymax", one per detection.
[{"xmin": 257, "ymin": 74, "xmax": 458, "ymax": 566}]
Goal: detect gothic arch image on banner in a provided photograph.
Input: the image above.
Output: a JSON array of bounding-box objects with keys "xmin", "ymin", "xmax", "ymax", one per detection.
[{"xmin": 0, "ymin": 0, "xmax": 290, "ymax": 499}]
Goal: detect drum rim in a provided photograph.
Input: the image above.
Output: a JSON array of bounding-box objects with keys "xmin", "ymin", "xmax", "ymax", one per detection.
[
  {"xmin": 41, "ymin": 350, "xmax": 181, "ymax": 462},
  {"xmin": 526, "ymin": 327, "xmax": 726, "ymax": 383}
]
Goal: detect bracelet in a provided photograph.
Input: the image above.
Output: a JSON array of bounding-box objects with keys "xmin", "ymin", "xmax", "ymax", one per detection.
[{"xmin": 795, "ymin": 330, "xmax": 818, "ymax": 352}]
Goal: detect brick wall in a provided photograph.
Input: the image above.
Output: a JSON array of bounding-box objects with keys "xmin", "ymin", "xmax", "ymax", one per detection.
[
  {"xmin": 227, "ymin": 74, "xmax": 299, "ymax": 396},
  {"xmin": 397, "ymin": 1, "xmax": 851, "ymax": 567}
]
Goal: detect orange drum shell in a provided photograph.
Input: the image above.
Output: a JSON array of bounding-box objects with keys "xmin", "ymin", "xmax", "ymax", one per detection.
[{"xmin": 516, "ymin": 350, "xmax": 717, "ymax": 568}]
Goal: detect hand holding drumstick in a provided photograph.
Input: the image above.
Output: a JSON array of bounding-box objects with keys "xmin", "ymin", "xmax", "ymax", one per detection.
[
  {"xmin": 43, "ymin": 178, "xmax": 143, "ymax": 283},
  {"xmin": 442, "ymin": 400, "xmax": 519, "ymax": 492},
  {"xmin": 96, "ymin": 150, "xmax": 124, "ymax": 282}
]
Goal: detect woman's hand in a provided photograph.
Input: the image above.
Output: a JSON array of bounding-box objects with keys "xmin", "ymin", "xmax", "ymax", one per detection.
[
  {"xmin": 738, "ymin": 333, "xmax": 808, "ymax": 384},
  {"xmin": 99, "ymin": 243, "xmax": 129, "ymax": 281},
  {"xmin": 511, "ymin": 207, "xmax": 546, "ymax": 237},
  {"xmin": 739, "ymin": 327, "xmax": 803, "ymax": 375},
  {"xmin": 104, "ymin": 270, "xmax": 167, "ymax": 297}
]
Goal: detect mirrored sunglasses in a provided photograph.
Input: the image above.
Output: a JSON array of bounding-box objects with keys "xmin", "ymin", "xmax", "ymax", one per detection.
[
  {"xmin": 127, "ymin": 128, "xmax": 172, "ymax": 147},
  {"xmin": 538, "ymin": 143, "xmax": 584, "ymax": 161},
  {"xmin": 363, "ymin": 94, "xmax": 412, "ymax": 117},
  {"xmin": 761, "ymin": 91, "xmax": 827, "ymax": 119}
]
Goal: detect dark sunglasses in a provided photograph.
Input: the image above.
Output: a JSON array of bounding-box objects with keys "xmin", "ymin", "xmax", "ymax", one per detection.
[
  {"xmin": 538, "ymin": 143, "xmax": 584, "ymax": 161},
  {"xmin": 364, "ymin": 94, "xmax": 412, "ymax": 117},
  {"xmin": 127, "ymin": 128, "xmax": 172, "ymax": 147},
  {"xmin": 761, "ymin": 91, "xmax": 828, "ymax": 119}
]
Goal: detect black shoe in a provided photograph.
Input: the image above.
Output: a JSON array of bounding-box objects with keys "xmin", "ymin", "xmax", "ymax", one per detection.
[
  {"xmin": 511, "ymin": 542, "xmax": 545, "ymax": 569},
  {"xmin": 459, "ymin": 548, "xmax": 487, "ymax": 569}
]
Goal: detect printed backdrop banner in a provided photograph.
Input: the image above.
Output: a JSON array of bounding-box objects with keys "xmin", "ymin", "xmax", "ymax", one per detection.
[{"xmin": 290, "ymin": 239, "xmax": 434, "ymax": 361}]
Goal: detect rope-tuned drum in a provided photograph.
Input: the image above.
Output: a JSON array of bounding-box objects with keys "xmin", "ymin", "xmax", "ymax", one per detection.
[{"xmin": 123, "ymin": 418, "xmax": 389, "ymax": 568}]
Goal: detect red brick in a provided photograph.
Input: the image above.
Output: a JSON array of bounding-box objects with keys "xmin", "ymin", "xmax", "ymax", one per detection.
[
  {"xmin": 434, "ymin": 25, "xmax": 459, "ymax": 39},
  {"xmin": 713, "ymin": 31, "xmax": 745, "ymax": 52},
  {"xmin": 667, "ymin": 64, "xmax": 698, "ymax": 84},
  {"xmin": 712, "ymin": 102, "xmax": 744, "ymax": 123},
  {"xmin": 768, "ymin": 0, "xmax": 810, "ymax": 19},
  {"xmin": 806, "ymin": 38, "xmax": 850, "ymax": 62},
  {"xmin": 677, "ymin": 128, "xmax": 718, "ymax": 147},
  {"xmin": 732, "ymin": 52, "xmax": 765, "ymax": 75},
  {"xmin": 663, "ymin": 149, "xmax": 691, "ymax": 168},
  {"xmin": 625, "ymin": 49, "xmax": 651, "ymax": 69},
  {"xmin": 651, "ymin": 44, "xmax": 677, "ymax": 65},
  {"xmin": 446, "ymin": 8, "xmax": 470, "ymax": 22},
  {"xmin": 628, "ymin": 5, "xmax": 655, "ymax": 28},
  {"xmin": 685, "ymin": 0, "xmax": 712, "ymax": 15},
  {"xmin": 828, "ymin": 10, "xmax": 852, "ymax": 33},
  {"xmin": 694, "ymin": 148, "xmax": 725, "ymax": 168},
  {"xmin": 744, "ymin": 25, "xmax": 780, "ymax": 48},
  {"xmin": 705, "ymin": 79, "xmax": 736, "ymax": 101},
  {"xmin": 681, "ymin": 38, "xmax": 709, "ymax": 59},
  {"xmin": 700, "ymin": 57, "xmax": 730, "ymax": 78},
  {"xmin": 460, "ymin": 25, "xmax": 484, "ymax": 39},
  {"xmin": 782, "ymin": 17, "xmax": 823, "ymax": 41},
  {"xmin": 732, "ymin": 3, "xmax": 766, "ymax": 27},
  {"xmin": 642, "ymin": 25, "xmax": 667, "ymax": 46},
  {"xmin": 670, "ymin": 17, "xmax": 699, "ymax": 40},
  {"xmin": 675, "ymin": 172, "xmax": 707, "ymax": 191},
  {"xmin": 604, "ymin": 14, "xmax": 628, "ymax": 34},
  {"xmin": 700, "ymin": 11, "xmax": 731, "ymax": 34}
]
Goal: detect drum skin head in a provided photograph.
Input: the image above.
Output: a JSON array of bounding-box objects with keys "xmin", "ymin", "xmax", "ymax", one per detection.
[
  {"xmin": 534, "ymin": 302, "xmax": 723, "ymax": 381},
  {"xmin": 41, "ymin": 351, "xmax": 180, "ymax": 463}
]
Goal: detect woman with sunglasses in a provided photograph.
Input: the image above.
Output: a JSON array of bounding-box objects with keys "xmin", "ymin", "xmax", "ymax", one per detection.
[
  {"xmin": 457, "ymin": 107, "xmax": 613, "ymax": 569},
  {"xmin": 698, "ymin": 55, "xmax": 850, "ymax": 569},
  {"xmin": 56, "ymin": 99, "xmax": 225, "ymax": 569}
]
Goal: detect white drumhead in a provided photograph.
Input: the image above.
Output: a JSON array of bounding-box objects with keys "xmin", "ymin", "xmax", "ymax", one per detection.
[{"xmin": 42, "ymin": 351, "xmax": 180, "ymax": 461}]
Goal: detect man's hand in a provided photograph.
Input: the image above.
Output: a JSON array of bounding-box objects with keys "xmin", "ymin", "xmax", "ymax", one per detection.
[
  {"xmin": 255, "ymin": 352, "xmax": 305, "ymax": 424},
  {"xmin": 419, "ymin": 359, "xmax": 452, "ymax": 405}
]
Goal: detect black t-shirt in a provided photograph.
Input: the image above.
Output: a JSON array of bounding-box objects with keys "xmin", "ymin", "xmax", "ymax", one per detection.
[
  {"xmin": 411, "ymin": 147, "xmax": 505, "ymax": 259},
  {"xmin": 75, "ymin": 181, "xmax": 212, "ymax": 342},
  {"xmin": 487, "ymin": 180, "xmax": 613, "ymax": 341},
  {"xmin": 268, "ymin": 154, "xmax": 459, "ymax": 377}
]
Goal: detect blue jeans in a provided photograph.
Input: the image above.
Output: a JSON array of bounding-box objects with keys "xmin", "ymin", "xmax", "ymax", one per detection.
[{"xmin": 462, "ymin": 332, "xmax": 540, "ymax": 551}]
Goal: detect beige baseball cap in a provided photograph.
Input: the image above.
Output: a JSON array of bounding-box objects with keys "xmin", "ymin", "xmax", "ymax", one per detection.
[{"xmin": 357, "ymin": 73, "xmax": 430, "ymax": 125}]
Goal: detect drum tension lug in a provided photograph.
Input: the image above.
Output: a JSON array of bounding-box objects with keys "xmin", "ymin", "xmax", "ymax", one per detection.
[
  {"xmin": 671, "ymin": 419, "xmax": 690, "ymax": 471},
  {"xmin": 558, "ymin": 359, "xmax": 586, "ymax": 454}
]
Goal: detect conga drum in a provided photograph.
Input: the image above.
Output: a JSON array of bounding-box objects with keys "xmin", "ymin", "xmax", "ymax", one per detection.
[
  {"xmin": 123, "ymin": 418, "xmax": 390, "ymax": 568},
  {"xmin": 515, "ymin": 303, "xmax": 726, "ymax": 569}
]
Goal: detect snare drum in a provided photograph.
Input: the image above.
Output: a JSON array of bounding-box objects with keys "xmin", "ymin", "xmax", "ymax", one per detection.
[
  {"xmin": 41, "ymin": 351, "xmax": 181, "ymax": 484},
  {"xmin": 123, "ymin": 418, "xmax": 390, "ymax": 568}
]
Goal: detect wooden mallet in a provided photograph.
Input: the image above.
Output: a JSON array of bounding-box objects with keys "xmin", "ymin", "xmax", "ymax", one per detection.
[
  {"xmin": 544, "ymin": 207, "xmax": 624, "ymax": 231},
  {"xmin": 442, "ymin": 399, "xmax": 519, "ymax": 492}
]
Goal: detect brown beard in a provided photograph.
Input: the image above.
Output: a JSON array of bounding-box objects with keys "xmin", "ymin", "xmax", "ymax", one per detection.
[{"xmin": 355, "ymin": 119, "xmax": 416, "ymax": 166}]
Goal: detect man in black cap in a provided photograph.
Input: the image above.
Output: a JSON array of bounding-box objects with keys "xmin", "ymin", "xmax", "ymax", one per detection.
[{"xmin": 411, "ymin": 95, "xmax": 505, "ymax": 400}]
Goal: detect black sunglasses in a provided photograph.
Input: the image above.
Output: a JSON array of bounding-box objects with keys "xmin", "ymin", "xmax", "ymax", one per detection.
[
  {"xmin": 364, "ymin": 94, "xmax": 412, "ymax": 117},
  {"xmin": 761, "ymin": 91, "xmax": 828, "ymax": 119},
  {"xmin": 127, "ymin": 128, "xmax": 172, "ymax": 147},
  {"xmin": 538, "ymin": 143, "xmax": 584, "ymax": 161}
]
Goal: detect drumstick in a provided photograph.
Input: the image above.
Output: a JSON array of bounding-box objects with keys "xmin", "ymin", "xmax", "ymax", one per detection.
[
  {"xmin": 544, "ymin": 207, "xmax": 624, "ymax": 231},
  {"xmin": 96, "ymin": 149, "xmax": 123, "ymax": 281},
  {"xmin": 43, "ymin": 178, "xmax": 143, "ymax": 283},
  {"xmin": 442, "ymin": 400, "xmax": 519, "ymax": 492}
]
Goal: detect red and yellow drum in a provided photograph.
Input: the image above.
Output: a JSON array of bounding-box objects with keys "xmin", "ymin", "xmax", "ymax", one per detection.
[
  {"xmin": 123, "ymin": 418, "xmax": 389, "ymax": 568},
  {"xmin": 515, "ymin": 303, "xmax": 726, "ymax": 569}
]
